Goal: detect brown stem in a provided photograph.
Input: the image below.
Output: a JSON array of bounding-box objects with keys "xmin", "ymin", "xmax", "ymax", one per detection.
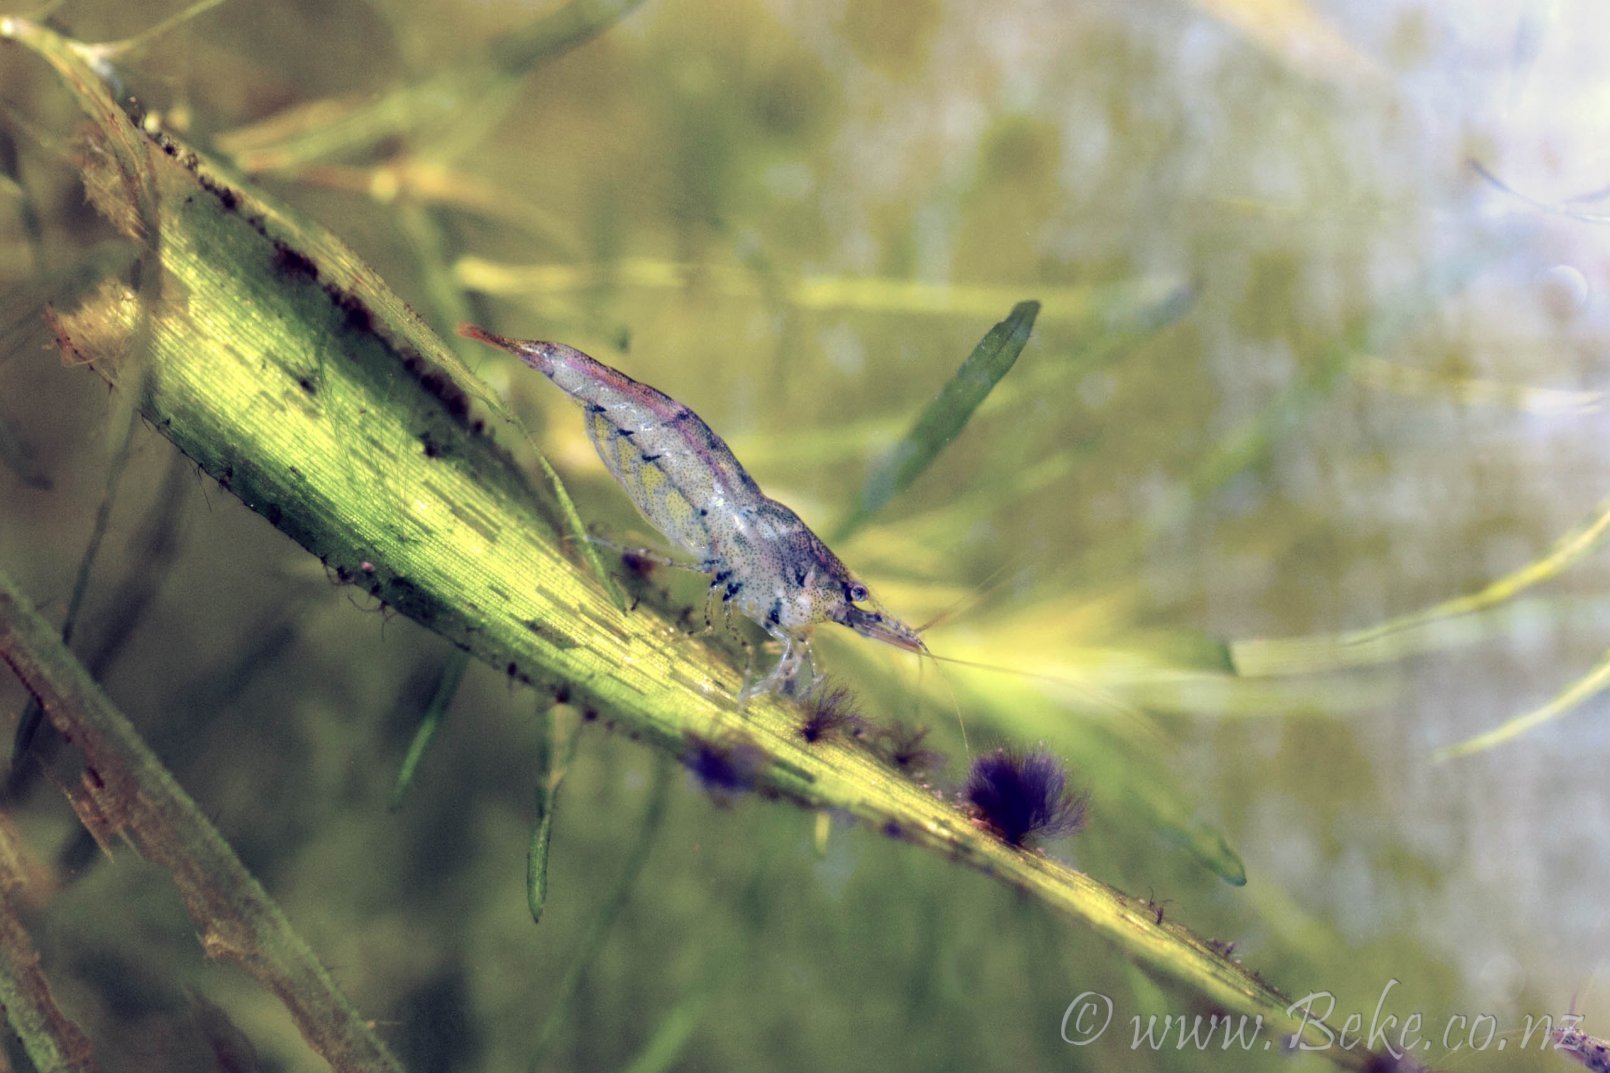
[{"xmin": 0, "ymin": 568, "xmax": 404, "ymax": 1073}]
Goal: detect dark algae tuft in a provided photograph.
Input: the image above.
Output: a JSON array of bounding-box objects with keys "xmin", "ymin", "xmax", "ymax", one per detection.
[
  {"xmin": 963, "ymin": 747, "xmax": 1087, "ymax": 847},
  {"xmin": 798, "ymin": 682, "xmax": 863, "ymax": 744}
]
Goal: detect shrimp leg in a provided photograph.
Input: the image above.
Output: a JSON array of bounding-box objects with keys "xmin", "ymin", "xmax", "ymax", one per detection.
[{"xmin": 741, "ymin": 626, "xmax": 814, "ymax": 703}]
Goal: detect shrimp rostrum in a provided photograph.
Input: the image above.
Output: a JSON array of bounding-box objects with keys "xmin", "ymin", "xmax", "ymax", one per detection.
[{"xmin": 459, "ymin": 326, "xmax": 927, "ymax": 702}]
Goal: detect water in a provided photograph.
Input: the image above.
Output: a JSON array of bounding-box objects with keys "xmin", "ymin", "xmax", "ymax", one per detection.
[{"xmin": 5, "ymin": 1, "xmax": 1610, "ymax": 1069}]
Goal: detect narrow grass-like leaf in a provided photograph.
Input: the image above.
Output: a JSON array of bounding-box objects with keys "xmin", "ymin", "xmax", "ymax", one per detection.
[
  {"xmin": 5, "ymin": 21, "xmax": 1385, "ymax": 1065},
  {"xmin": 215, "ymin": 0, "xmax": 646, "ymax": 173},
  {"xmin": 0, "ymin": 568, "xmax": 403, "ymax": 1073},
  {"xmin": 721, "ymin": 280, "xmax": 1191, "ymax": 475},
  {"xmin": 527, "ymin": 702, "xmax": 582, "ymax": 923},
  {"xmin": 1234, "ymin": 489, "xmax": 1610, "ymax": 676},
  {"xmin": 10, "ymin": 453, "xmax": 195, "ymax": 801},
  {"xmin": 530, "ymin": 754, "xmax": 673, "ymax": 1066},
  {"xmin": 1471, "ymin": 158, "xmax": 1610, "ymax": 227},
  {"xmin": 1435, "ymin": 646, "xmax": 1610, "ymax": 761},
  {"xmin": 930, "ymin": 660, "xmax": 1249, "ymax": 885},
  {"xmin": 1352, "ymin": 353, "xmax": 1603, "ymax": 414},
  {"xmin": 0, "ymin": 813, "xmax": 97, "ymax": 1073},
  {"xmin": 835, "ymin": 300, "xmax": 1039, "ymax": 540},
  {"xmin": 389, "ymin": 648, "xmax": 471, "ymax": 809},
  {"xmin": 1189, "ymin": 0, "xmax": 1380, "ymax": 84},
  {"xmin": 459, "ymin": 255, "xmax": 1177, "ymax": 320},
  {"xmin": 620, "ymin": 986, "xmax": 712, "ymax": 1073},
  {"xmin": 9, "ymin": 403, "xmax": 136, "ymax": 769},
  {"xmin": 82, "ymin": 0, "xmax": 231, "ymax": 62}
]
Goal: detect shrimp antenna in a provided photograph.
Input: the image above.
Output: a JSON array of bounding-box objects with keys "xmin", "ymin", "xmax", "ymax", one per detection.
[
  {"xmin": 1469, "ymin": 158, "xmax": 1610, "ymax": 224},
  {"xmin": 918, "ymin": 649, "xmax": 1139, "ymax": 719},
  {"xmin": 915, "ymin": 559, "xmax": 1024, "ymax": 635},
  {"xmin": 921, "ymin": 650, "xmax": 1086, "ymax": 687},
  {"xmin": 916, "ymin": 649, "xmax": 971, "ymax": 759}
]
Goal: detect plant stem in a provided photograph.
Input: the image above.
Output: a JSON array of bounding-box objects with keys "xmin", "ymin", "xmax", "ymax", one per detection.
[{"xmin": 0, "ymin": 568, "xmax": 404, "ymax": 1073}]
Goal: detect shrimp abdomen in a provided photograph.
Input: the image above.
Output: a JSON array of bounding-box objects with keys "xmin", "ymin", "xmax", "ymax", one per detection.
[{"xmin": 457, "ymin": 326, "xmax": 761, "ymax": 561}]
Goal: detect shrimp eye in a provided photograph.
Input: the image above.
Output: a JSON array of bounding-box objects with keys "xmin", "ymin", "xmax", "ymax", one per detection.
[{"xmin": 847, "ymin": 583, "xmax": 870, "ymax": 604}]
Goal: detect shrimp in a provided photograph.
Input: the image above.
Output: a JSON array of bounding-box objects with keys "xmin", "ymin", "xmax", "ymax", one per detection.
[
  {"xmin": 1555, "ymin": 1015, "xmax": 1610, "ymax": 1071},
  {"xmin": 458, "ymin": 325, "xmax": 927, "ymax": 702}
]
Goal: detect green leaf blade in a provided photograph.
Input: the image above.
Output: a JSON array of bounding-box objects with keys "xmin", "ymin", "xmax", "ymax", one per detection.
[{"xmin": 836, "ymin": 298, "xmax": 1039, "ymax": 540}]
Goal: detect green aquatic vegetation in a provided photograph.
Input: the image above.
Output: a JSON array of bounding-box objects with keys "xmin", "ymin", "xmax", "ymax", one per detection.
[
  {"xmin": 1436, "ymin": 649, "xmax": 1610, "ymax": 761},
  {"xmin": 835, "ymin": 300, "xmax": 1039, "ymax": 541},
  {"xmin": 1231, "ymin": 461, "xmax": 1610, "ymax": 757},
  {"xmin": 0, "ymin": 15, "xmax": 1395, "ymax": 1070},
  {"xmin": 0, "ymin": 811, "xmax": 96, "ymax": 1073},
  {"xmin": 216, "ymin": 0, "xmax": 648, "ymax": 173},
  {"xmin": 5, "ymin": 5, "xmax": 1559, "ymax": 1071},
  {"xmin": 0, "ymin": 568, "xmax": 405, "ymax": 1073},
  {"xmin": 526, "ymin": 700, "xmax": 584, "ymax": 923},
  {"xmin": 389, "ymin": 648, "xmax": 471, "ymax": 809}
]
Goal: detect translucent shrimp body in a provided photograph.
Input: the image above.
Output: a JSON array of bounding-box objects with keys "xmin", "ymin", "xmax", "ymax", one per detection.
[
  {"xmin": 1555, "ymin": 1021, "xmax": 1610, "ymax": 1072},
  {"xmin": 459, "ymin": 326, "xmax": 926, "ymax": 700}
]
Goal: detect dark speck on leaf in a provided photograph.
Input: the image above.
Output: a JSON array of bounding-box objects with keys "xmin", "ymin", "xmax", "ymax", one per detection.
[
  {"xmin": 272, "ymin": 241, "xmax": 317, "ymax": 281},
  {"xmin": 334, "ymin": 290, "xmax": 373, "ymax": 334},
  {"xmin": 1360, "ymin": 1055, "xmax": 1426, "ymax": 1073},
  {"xmin": 682, "ymin": 734, "xmax": 765, "ymax": 803},
  {"xmin": 963, "ymin": 747, "xmax": 1087, "ymax": 847},
  {"xmin": 620, "ymin": 550, "xmax": 658, "ymax": 579}
]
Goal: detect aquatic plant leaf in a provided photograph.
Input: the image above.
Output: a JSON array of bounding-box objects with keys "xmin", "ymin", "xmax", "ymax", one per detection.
[
  {"xmin": 459, "ymin": 255, "xmax": 1177, "ymax": 320},
  {"xmin": 836, "ymin": 300, "xmax": 1038, "ymax": 540},
  {"xmin": 0, "ymin": 809, "xmax": 96, "ymax": 1071},
  {"xmin": 925, "ymin": 653, "xmax": 1250, "ymax": 885},
  {"xmin": 1436, "ymin": 646, "xmax": 1610, "ymax": 760},
  {"xmin": 216, "ymin": 0, "xmax": 646, "ymax": 173},
  {"xmin": 1, "ymin": 20, "xmax": 1389, "ymax": 1066},
  {"xmin": 1234, "ymin": 490, "xmax": 1610, "ymax": 676},
  {"xmin": 1157, "ymin": 254, "xmax": 1488, "ymax": 540},
  {"xmin": 527, "ymin": 703, "xmax": 582, "ymax": 923},
  {"xmin": 389, "ymin": 649, "xmax": 471, "ymax": 809},
  {"xmin": 1352, "ymin": 353, "xmax": 1603, "ymax": 414},
  {"xmin": 0, "ymin": 570, "xmax": 404, "ymax": 1072}
]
